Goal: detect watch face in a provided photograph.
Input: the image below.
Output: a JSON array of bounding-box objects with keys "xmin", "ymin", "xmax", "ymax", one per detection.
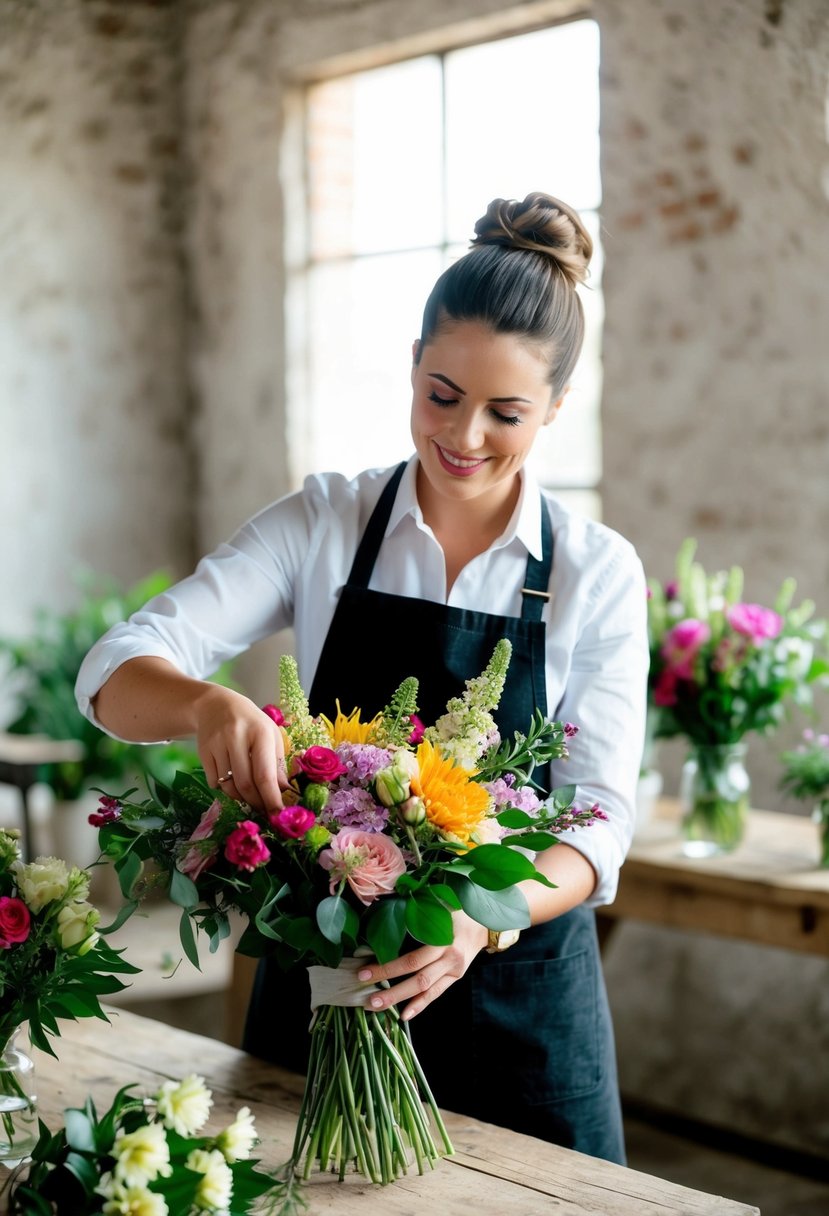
[{"xmin": 489, "ymin": 927, "xmax": 521, "ymax": 951}]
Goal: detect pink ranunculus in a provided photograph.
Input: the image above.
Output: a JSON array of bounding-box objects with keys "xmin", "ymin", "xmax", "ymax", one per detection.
[
  {"xmin": 661, "ymin": 617, "xmax": 711, "ymax": 678},
  {"xmin": 318, "ymin": 827, "xmax": 407, "ymax": 906},
  {"xmin": 270, "ymin": 805, "xmax": 316, "ymax": 839},
  {"xmin": 0, "ymin": 896, "xmax": 31, "ymax": 948},
  {"xmin": 262, "ymin": 703, "xmax": 285, "ymax": 726},
  {"xmin": 726, "ymin": 602, "xmax": 783, "ymax": 643},
  {"xmin": 224, "ymin": 820, "xmax": 271, "ymax": 872},
  {"xmin": 407, "ymin": 715, "xmax": 425, "ymax": 745},
  {"xmin": 653, "ymin": 668, "xmax": 679, "ymax": 707},
  {"xmin": 295, "ymin": 746, "xmax": 348, "ymax": 783}
]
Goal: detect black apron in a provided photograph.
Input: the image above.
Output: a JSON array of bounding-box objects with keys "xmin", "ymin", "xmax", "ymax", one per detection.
[{"xmin": 243, "ymin": 462, "xmax": 625, "ymax": 1164}]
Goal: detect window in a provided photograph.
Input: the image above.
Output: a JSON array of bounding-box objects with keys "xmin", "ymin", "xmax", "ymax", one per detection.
[{"xmin": 289, "ymin": 20, "xmax": 602, "ymax": 516}]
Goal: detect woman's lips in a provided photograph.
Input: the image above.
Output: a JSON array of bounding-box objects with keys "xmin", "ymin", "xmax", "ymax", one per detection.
[{"xmin": 434, "ymin": 444, "xmax": 488, "ymax": 477}]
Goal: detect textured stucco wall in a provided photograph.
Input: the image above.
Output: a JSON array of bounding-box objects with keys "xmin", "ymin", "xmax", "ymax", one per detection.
[
  {"xmin": 1, "ymin": 0, "xmax": 827, "ymax": 1160},
  {"xmin": 595, "ymin": 0, "xmax": 829, "ymax": 1158},
  {"xmin": 0, "ymin": 0, "xmax": 193, "ymax": 645}
]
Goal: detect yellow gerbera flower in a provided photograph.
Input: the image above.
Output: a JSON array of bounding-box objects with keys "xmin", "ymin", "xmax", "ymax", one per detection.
[
  {"xmin": 410, "ymin": 739, "xmax": 491, "ymax": 843},
  {"xmin": 319, "ymin": 702, "xmax": 383, "ymax": 746}
]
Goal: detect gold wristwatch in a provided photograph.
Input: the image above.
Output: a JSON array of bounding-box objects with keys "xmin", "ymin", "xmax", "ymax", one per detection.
[{"xmin": 486, "ymin": 928, "xmax": 521, "ymax": 953}]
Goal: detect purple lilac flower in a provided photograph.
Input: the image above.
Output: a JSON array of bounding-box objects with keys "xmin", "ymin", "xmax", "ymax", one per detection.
[
  {"xmin": 484, "ymin": 778, "xmax": 542, "ymax": 815},
  {"xmin": 335, "ymin": 744, "xmax": 392, "ymax": 786},
  {"xmin": 324, "ymin": 787, "xmax": 389, "ymax": 833}
]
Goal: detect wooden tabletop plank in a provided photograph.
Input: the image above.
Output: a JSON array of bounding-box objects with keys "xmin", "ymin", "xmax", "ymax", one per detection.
[{"xmin": 24, "ymin": 1011, "xmax": 759, "ymax": 1216}]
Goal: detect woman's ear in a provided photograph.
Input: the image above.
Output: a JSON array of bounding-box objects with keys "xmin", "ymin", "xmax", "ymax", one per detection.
[{"xmin": 544, "ymin": 388, "xmax": 569, "ymax": 425}]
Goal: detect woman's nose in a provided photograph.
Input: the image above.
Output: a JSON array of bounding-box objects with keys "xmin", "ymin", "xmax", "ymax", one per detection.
[{"xmin": 449, "ymin": 406, "xmax": 486, "ymax": 452}]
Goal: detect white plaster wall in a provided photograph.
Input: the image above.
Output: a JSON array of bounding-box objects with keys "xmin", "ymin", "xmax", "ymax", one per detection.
[
  {"xmin": 595, "ymin": 0, "xmax": 829, "ymax": 1158},
  {"xmin": 0, "ymin": 0, "xmax": 193, "ymax": 655}
]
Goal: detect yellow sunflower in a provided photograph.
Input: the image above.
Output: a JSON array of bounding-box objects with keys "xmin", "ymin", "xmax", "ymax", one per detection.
[
  {"xmin": 319, "ymin": 701, "xmax": 383, "ymax": 746},
  {"xmin": 410, "ymin": 739, "xmax": 491, "ymax": 844}
]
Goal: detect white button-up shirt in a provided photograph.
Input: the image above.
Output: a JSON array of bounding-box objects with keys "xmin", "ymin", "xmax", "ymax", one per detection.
[{"xmin": 76, "ymin": 456, "xmax": 648, "ymax": 906}]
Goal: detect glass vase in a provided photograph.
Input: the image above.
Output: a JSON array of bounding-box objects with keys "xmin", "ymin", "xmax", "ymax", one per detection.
[
  {"xmin": 680, "ymin": 742, "xmax": 750, "ymax": 858},
  {"xmin": 812, "ymin": 799, "xmax": 829, "ymax": 869},
  {"xmin": 0, "ymin": 1027, "xmax": 38, "ymax": 1167}
]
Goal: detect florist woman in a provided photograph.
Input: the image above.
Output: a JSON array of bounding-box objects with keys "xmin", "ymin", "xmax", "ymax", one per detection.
[{"xmin": 76, "ymin": 192, "xmax": 648, "ymax": 1164}]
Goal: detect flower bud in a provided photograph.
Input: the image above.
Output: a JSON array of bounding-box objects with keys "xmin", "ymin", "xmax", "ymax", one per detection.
[
  {"xmin": 391, "ymin": 750, "xmax": 419, "ymax": 780},
  {"xmin": 304, "ymin": 824, "xmax": 332, "ymax": 852},
  {"xmin": 302, "ymin": 782, "xmax": 329, "ymax": 815},
  {"xmin": 399, "ymin": 796, "xmax": 426, "ymax": 826},
  {"xmin": 374, "ymin": 766, "xmax": 410, "ymax": 807}
]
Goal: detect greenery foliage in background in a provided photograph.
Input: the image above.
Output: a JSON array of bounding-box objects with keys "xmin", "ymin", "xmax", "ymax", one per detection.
[{"xmin": 0, "ymin": 571, "xmax": 227, "ymax": 801}]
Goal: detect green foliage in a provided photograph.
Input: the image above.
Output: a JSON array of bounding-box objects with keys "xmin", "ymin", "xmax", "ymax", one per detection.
[{"xmin": 0, "ymin": 570, "xmax": 230, "ymax": 800}]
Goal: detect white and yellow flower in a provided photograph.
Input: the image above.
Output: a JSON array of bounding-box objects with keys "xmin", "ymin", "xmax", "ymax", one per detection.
[
  {"xmin": 215, "ymin": 1106, "xmax": 257, "ymax": 1162},
  {"xmin": 112, "ymin": 1122, "xmax": 172, "ymax": 1188},
  {"xmin": 12, "ymin": 855, "xmax": 70, "ymax": 912},
  {"xmin": 156, "ymin": 1073, "xmax": 212, "ymax": 1136},
  {"xmin": 101, "ymin": 1183, "xmax": 169, "ymax": 1216},
  {"xmin": 56, "ymin": 900, "xmax": 100, "ymax": 950},
  {"xmin": 185, "ymin": 1147, "xmax": 233, "ymax": 1211}
]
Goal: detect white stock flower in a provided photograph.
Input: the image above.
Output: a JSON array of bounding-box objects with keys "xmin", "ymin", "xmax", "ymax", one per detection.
[
  {"xmin": 112, "ymin": 1123, "xmax": 172, "ymax": 1188},
  {"xmin": 185, "ymin": 1147, "xmax": 233, "ymax": 1211},
  {"xmin": 12, "ymin": 855, "xmax": 70, "ymax": 912},
  {"xmin": 56, "ymin": 900, "xmax": 100, "ymax": 949},
  {"xmin": 101, "ymin": 1183, "xmax": 169, "ymax": 1216},
  {"xmin": 216, "ymin": 1106, "xmax": 257, "ymax": 1162},
  {"xmin": 156, "ymin": 1074, "xmax": 213, "ymax": 1136}
]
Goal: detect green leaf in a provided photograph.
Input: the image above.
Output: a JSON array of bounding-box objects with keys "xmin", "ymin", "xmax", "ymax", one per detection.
[
  {"xmin": 551, "ymin": 783, "xmax": 577, "ymax": 809},
  {"xmin": 169, "ymin": 867, "xmax": 199, "ymax": 909},
  {"xmin": 99, "ymin": 898, "xmax": 140, "ymax": 935},
  {"xmin": 365, "ymin": 897, "xmax": 407, "ymax": 964},
  {"xmin": 448, "ymin": 874, "xmax": 531, "ymax": 931},
  {"xmin": 179, "ymin": 909, "xmax": 201, "ymax": 969},
  {"xmin": 116, "ymin": 851, "xmax": 143, "ymax": 898},
  {"xmin": 426, "ymin": 882, "xmax": 462, "ymax": 910},
  {"xmin": 405, "ymin": 889, "xmax": 454, "ymax": 946},
  {"xmin": 505, "ymin": 831, "xmax": 560, "ymax": 853},
  {"xmin": 64, "ymin": 1109, "xmax": 96, "ymax": 1154},
  {"xmin": 464, "ymin": 842, "xmax": 541, "ymax": 887},
  {"xmin": 495, "ymin": 807, "xmax": 534, "ymax": 828},
  {"xmin": 316, "ymin": 895, "xmax": 348, "ymax": 944}
]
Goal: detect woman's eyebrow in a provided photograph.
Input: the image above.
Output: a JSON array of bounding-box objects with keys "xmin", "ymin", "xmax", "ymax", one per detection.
[{"xmin": 428, "ymin": 372, "xmax": 532, "ymax": 405}]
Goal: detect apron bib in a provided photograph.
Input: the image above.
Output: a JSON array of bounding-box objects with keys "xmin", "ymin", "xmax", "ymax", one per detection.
[{"xmin": 243, "ymin": 462, "xmax": 625, "ymax": 1163}]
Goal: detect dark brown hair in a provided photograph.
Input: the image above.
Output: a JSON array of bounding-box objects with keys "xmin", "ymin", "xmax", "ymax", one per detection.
[{"xmin": 417, "ymin": 192, "xmax": 593, "ymax": 398}]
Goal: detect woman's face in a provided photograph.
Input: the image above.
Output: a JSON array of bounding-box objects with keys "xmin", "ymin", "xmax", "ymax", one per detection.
[{"xmin": 410, "ymin": 320, "xmax": 562, "ymax": 520}]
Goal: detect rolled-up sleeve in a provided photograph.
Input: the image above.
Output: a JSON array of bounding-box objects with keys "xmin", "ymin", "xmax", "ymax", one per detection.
[{"xmin": 548, "ymin": 543, "xmax": 649, "ymax": 907}]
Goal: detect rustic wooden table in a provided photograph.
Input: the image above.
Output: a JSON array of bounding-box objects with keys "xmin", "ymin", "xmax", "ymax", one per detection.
[
  {"xmin": 598, "ymin": 799, "xmax": 829, "ymax": 955},
  {"xmin": 20, "ymin": 1009, "xmax": 759, "ymax": 1215}
]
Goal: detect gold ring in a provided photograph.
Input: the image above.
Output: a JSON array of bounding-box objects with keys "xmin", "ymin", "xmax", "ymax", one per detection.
[{"xmin": 218, "ymin": 770, "xmax": 233, "ymax": 783}]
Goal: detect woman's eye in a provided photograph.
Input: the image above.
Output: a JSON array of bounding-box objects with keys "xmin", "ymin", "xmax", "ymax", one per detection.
[
  {"xmin": 493, "ymin": 412, "xmax": 521, "ymax": 427},
  {"xmin": 427, "ymin": 390, "xmax": 457, "ymax": 407}
]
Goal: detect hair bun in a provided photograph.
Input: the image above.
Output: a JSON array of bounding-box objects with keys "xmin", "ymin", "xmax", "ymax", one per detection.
[{"xmin": 471, "ymin": 192, "xmax": 592, "ymax": 286}]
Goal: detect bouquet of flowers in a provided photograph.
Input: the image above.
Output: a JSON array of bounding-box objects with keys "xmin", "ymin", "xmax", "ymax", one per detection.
[
  {"xmin": 91, "ymin": 639, "xmax": 601, "ymax": 1206},
  {"xmin": 9, "ymin": 1073, "xmax": 279, "ymax": 1214},
  {"xmin": 780, "ymin": 728, "xmax": 829, "ymax": 868},
  {"xmin": 0, "ymin": 830, "xmax": 140, "ymax": 1166},
  {"xmin": 647, "ymin": 539, "xmax": 828, "ymax": 746},
  {"xmin": 646, "ymin": 538, "xmax": 829, "ymax": 851}
]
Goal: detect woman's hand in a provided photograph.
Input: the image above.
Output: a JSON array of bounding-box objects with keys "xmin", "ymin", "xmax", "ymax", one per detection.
[
  {"xmin": 357, "ymin": 912, "xmax": 489, "ymax": 1021},
  {"xmin": 194, "ymin": 684, "xmax": 290, "ymax": 815}
]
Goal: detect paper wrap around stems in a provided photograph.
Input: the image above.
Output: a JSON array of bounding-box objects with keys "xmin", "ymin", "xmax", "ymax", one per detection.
[{"xmin": 307, "ymin": 952, "xmax": 389, "ymax": 1013}]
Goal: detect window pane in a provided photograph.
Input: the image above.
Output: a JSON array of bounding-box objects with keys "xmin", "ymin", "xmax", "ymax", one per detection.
[
  {"xmin": 444, "ymin": 20, "xmax": 601, "ymax": 242},
  {"xmin": 308, "ymin": 58, "xmax": 444, "ymax": 260},
  {"xmin": 301, "ymin": 250, "xmax": 443, "ymax": 480}
]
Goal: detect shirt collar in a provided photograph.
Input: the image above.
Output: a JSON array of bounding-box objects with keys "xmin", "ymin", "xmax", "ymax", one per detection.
[{"xmin": 386, "ymin": 455, "xmax": 545, "ymax": 560}]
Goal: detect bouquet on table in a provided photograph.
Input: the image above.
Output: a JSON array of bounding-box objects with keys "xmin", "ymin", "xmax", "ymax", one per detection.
[
  {"xmin": 9, "ymin": 1073, "xmax": 279, "ymax": 1214},
  {"xmin": 647, "ymin": 538, "xmax": 829, "ymax": 852},
  {"xmin": 0, "ymin": 830, "xmax": 140, "ymax": 1167},
  {"xmin": 780, "ymin": 728, "xmax": 829, "ymax": 868},
  {"xmin": 91, "ymin": 639, "xmax": 602, "ymax": 1207}
]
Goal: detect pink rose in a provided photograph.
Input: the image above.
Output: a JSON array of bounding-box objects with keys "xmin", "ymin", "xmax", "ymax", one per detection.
[
  {"xmin": 661, "ymin": 618, "xmax": 711, "ymax": 678},
  {"xmin": 726, "ymin": 603, "xmax": 783, "ymax": 643},
  {"xmin": 0, "ymin": 896, "xmax": 31, "ymax": 948},
  {"xmin": 270, "ymin": 805, "xmax": 316, "ymax": 839},
  {"xmin": 653, "ymin": 668, "xmax": 678, "ymax": 707},
  {"xmin": 262, "ymin": 703, "xmax": 285, "ymax": 726},
  {"xmin": 224, "ymin": 820, "xmax": 271, "ymax": 872},
  {"xmin": 318, "ymin": 827, "xmax": 407, "ymax": 906},
  {"xmin": 295, "ymin": 746, "xmax": 348, "ymax": 783},
  {"xmin": 408, "ymin": 715, "xmax": 425, "ymax": 745}
]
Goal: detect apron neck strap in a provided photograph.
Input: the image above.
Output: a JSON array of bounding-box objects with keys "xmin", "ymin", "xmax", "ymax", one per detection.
[{"xmin": 346, "ymin": 461, "xmax": 553, "ymax": 620}]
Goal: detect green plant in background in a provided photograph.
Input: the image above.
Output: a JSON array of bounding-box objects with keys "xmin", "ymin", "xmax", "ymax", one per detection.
[
  {"xmin": 0, "ymin": 571, "xmax": 225, "ymax": 801},
  {"xmin": 780, "ymin": 729, "xmax": 829, "ymax": 867}
]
